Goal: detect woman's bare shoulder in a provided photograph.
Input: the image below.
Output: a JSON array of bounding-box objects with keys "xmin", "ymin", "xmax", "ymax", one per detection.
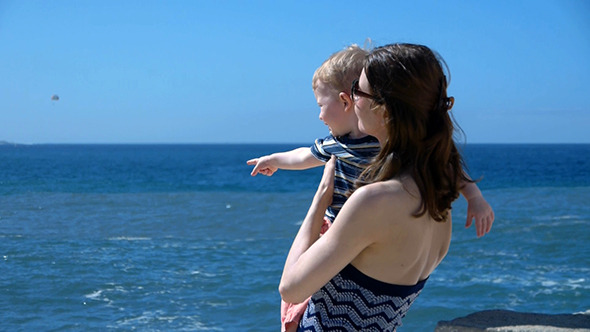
[
  {"xmin": 347, "ymin": 178, "xmax": 419, "ymax": 219},
  {"xmin": 352, "ymin": 178, "xmax": 416, "ymax": 202}
]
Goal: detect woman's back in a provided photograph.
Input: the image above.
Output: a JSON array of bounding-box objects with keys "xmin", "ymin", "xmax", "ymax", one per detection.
[
  {"xmin": 296, "ymin": 176, "xmax": 452, "ymax": 331},
  {"xmin": 347, "ymin": 176, "xmax": 452, "ymax": 286}
]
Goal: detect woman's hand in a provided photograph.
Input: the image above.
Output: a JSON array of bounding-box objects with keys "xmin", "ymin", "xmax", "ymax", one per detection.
[{"xmin": 314, "ymin": 156, "xmax": 336, "ymax": 209}]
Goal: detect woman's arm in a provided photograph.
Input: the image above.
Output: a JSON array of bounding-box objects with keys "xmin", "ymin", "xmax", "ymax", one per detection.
[
  {"xmin": 279, "ymin": 157, "xmax": 335, "ymax": 303},
  {"xmin": 279, "ymin": 157, "xmax": 386, "ymax": 303}
]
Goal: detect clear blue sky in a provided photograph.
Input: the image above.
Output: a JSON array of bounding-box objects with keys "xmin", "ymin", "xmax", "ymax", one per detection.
[{"xmin": 1, "ymin": 0, "xmax": 589, "ymax": 144}]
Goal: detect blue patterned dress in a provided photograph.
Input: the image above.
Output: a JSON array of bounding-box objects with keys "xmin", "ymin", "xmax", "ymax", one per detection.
[{"xmin": 298, "ymin": 264, "xmax": 427, "ymax": 331}]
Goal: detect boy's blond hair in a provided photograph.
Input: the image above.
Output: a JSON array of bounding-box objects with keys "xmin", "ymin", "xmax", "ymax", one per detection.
[{"xmin": 312, "ymin": 44, "xmax": 368, "ymax": 94}]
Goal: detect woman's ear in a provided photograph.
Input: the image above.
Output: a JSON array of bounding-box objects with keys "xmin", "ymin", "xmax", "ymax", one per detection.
[
  {"xmin": 373, "ymin": 104, "xmax": 388, "ymax": 125},
  {"xmin": 339, "ymin": 92, "xmax": 354, "ymax": 112}
]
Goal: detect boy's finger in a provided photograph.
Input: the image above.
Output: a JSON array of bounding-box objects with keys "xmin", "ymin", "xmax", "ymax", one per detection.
[
  {"xmin": 486, "ymin": 216, "xmax": 494, "ymax": 233},
  {"xmin": 465, "ymin": 215, "xmax": 473, "ymax": 228},
  {"xmin": 476, "ymin": 218, "xmax": 485, "ymax": 237},
  {"xmin": 246, "ymin": 159, "xmax": 258, "ymax": 165},
  {"xmin": 250, "ymin": 165, "xmax": 260, "ymax": 176}
]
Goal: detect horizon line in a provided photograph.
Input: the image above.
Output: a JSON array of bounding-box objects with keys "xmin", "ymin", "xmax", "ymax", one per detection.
[{"xmin": 2, "ymin": 141, "xmax": 589, "ymax": 146}]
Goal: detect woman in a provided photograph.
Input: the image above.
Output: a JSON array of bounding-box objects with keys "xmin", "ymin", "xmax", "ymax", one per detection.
[{"xmin": 279, "ymin": 43, "xmax": 487, "ymax": 331}]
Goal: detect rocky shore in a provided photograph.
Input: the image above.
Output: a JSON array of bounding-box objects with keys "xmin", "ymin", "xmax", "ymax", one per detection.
[{"xmin": 435, "ymin": 310, "xmax": 590, "ymax": 332}]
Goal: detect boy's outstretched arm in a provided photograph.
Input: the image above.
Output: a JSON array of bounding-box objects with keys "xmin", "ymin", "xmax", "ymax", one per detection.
[
  {"xmin": 460, "ymin": 182, "xmax": 494, "ymax": 238},
  {"xmin": 247, "ymin": 147, "xmax": 325, "ymax": 177}
]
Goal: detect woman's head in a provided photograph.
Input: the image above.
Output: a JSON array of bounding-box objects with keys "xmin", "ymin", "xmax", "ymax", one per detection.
[
  {"xmin": 360, "ymin": 43, "xmax": 454, "ymax": 147},
  {"xmin": 355, "ymin": 43, "xmax": 468, "ymax": 222}
]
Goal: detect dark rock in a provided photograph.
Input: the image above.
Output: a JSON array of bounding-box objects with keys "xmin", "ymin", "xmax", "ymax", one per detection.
[{"xmin": 435, "ymin": 310, "xmax": 590, "ymax": 332}]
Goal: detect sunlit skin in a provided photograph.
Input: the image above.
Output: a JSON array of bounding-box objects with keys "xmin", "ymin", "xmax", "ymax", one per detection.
[
  {"xmin": 279, "ymin": 68, "xmax": 454, "ymax": 304},
  {"xmin": 253, "ymin": 48, "xmax": 493, "ymax": 330},
  {"xmin": 279, "ymin": 143, "xmax": 453, "ymax": 305},
  {"xmin": 353, "ymin": 70, "xmax": 388, "ymax": 145},
  {"xmin": 314, "ymin": 80, "xmax": 364, "ymax": 139},
  {"xmin": 280, "ymin": 64, "xmax": 494, "ymax": 302}
]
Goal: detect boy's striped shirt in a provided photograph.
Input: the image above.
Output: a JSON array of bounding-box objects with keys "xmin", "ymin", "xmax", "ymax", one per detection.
[{"xmin": 311, "ymin": 134, "xmax": 380, "ymax": 222}]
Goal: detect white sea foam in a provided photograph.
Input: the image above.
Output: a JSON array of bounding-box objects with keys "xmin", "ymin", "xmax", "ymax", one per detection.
[
  {"xmin": 108, "ymin": 236, "xmax": 151, "ymax": 241},
  {"xmin": 85, "ymin": 290, "xmax": 103, "ymax": 300},
  {"xmin": 191, "ymin": 270, "xmax": 217, "ymax": 277},
  {"xmin": 115, "ymin": 311, "xmax": 223, "ymax": 331},
  {"xmin": 541, "ymin": 280, "xmax": 558, "ymax": 287},
  {"xmin": 205, "ymin": 300, "xmax": 229, "ymax": 307},
  {"xmin": 552, "ymin": 215, "xmax": 579, "ymax": 220},
  {"xmin": 569, "ymin": 278, "xmax": 586, "ymax": 284}
]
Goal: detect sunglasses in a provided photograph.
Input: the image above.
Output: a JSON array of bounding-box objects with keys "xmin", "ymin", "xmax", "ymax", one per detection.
[{"xmin": 351, "ymin": 79, "xmax": 378, "ymax": 101}]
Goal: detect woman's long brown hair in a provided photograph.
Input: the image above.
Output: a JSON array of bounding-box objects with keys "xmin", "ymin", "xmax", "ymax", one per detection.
[{"xmin": 355, "ymin": 43, "xmax": 472, "ymax": 222}]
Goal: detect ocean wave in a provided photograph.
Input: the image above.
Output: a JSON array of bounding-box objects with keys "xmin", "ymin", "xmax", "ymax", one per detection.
[
  {"xmin": 84, "ymin": 290, "xmax": 103, "ymax": 300},
  {"xmin": 114, "ymin": 310, "xmax": 223, "ymax": 331},
  {"xmin": 190, "ymin": 270, "xmax": 217, "ymax": 278},
  {"xmin": 108, "ymin": 236, "xmax": 152, "ymax": 241}
]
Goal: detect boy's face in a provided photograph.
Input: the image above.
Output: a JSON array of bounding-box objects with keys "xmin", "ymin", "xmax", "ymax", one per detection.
[{"xmin": 314, "ymin": 81, "xmax": 351, "ymax": 137}]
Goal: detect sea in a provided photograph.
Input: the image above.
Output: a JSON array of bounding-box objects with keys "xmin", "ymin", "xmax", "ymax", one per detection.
[{"xmin": 1, "ymin": 143, "xmax": 589, "ymax": 331}]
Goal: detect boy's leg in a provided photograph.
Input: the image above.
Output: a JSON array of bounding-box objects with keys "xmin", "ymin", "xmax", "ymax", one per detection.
[{"xmin": 281, "ymin": 299, "xmax": 310, "ymax": 332}]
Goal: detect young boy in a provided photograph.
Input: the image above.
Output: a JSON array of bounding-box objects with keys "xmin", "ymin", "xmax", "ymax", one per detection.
[
  {"xmin": 248, "ymin": 45, "xmax": 379, "ymax": 227},
  {"xmin": 247, "ymin": 45, "xmax": 494, "ymax": 331}
]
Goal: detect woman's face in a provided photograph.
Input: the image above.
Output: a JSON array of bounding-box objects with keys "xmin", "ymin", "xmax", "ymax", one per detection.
[{"xmin": 354, "ymin": 70, "xmax": 387, "ymax": 143}]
